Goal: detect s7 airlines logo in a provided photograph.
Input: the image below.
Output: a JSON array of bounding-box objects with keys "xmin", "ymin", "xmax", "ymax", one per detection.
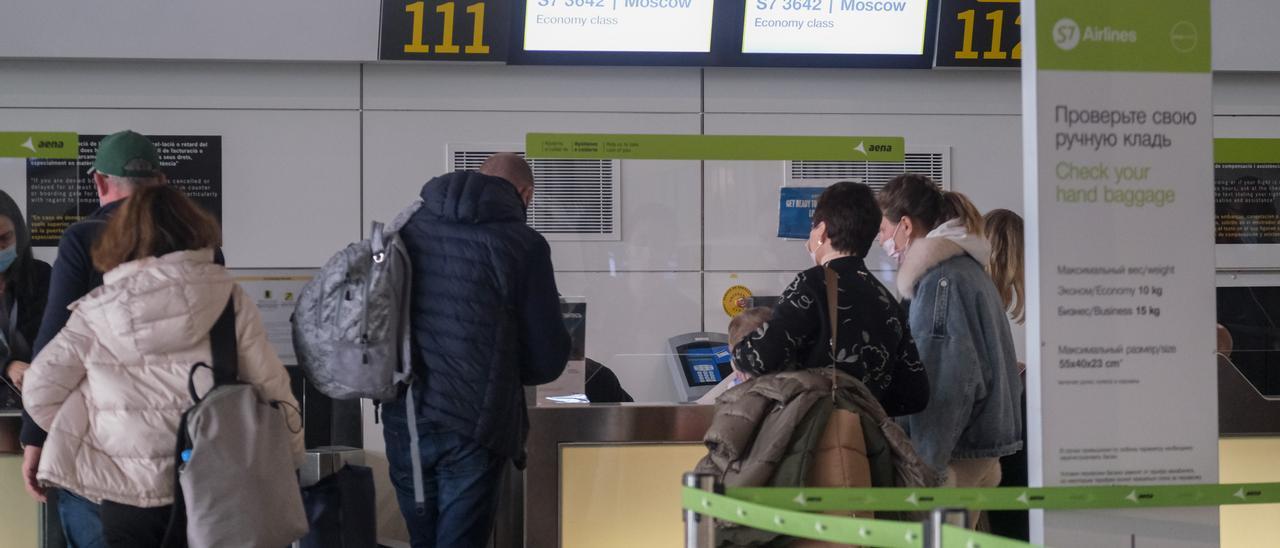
[{"xmin": 1053, "ymin": 18, "xmax": 1080, "ymax": 51}]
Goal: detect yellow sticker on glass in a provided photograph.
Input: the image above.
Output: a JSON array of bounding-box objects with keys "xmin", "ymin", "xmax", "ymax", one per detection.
[{"xmin": 722, "ymin": 285, "xmax": 753, "ymax": 317}]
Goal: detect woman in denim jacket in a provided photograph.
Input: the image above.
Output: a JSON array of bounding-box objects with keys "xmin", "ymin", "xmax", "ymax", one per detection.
[{"xmin": 877, "ymin": 174, "xmax": 1022, "ymax": 525}]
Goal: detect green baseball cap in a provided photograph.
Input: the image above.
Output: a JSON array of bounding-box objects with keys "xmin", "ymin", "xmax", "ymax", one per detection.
[{"xmin": 89, "ymin": 130, "xmax": 161, "ymax": 177}]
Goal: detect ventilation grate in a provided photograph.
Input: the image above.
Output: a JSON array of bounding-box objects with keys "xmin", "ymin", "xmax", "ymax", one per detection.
[
  {"xmin": 448, "ymin": 147, "xmax": 622, "ymax": 241},
  {"xmin": 787, "ymin": 148, "xmax": 951, "ymax": 191}
]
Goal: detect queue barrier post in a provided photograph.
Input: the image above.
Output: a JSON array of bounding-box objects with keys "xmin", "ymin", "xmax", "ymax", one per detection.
[
  {"xmin": 683, "ymin": 472, "xmax": 718, "ymax": 548},
  {"xmin": 923, "ymin": 508, "xmax": 969, "ymax": 548}
]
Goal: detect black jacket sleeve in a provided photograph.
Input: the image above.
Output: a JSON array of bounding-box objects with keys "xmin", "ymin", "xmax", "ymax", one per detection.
[
  {"xmin": 517, "ymin": 241, "xmax": 571, "ymax": 386},
  {"xmin": 878, "ymin": 325, "xmax": 931, "ymax": 416},
  {"xmin": 733, "ymin": 271, "xmax": 821, "ymax": 377},
  {"xmin": 32, "ymin": 225, "xmax": 96, "ymax": 358}
]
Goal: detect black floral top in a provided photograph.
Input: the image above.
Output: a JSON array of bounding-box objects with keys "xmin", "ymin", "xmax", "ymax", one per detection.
[{"xmin": 733, "ymin": 257, "xmax": 929, "ymax": 417}]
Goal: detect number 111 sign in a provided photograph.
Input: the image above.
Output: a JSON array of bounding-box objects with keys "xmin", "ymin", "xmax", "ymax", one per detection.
[
  {"xmin": 380, "ymin": 0, "xmax": 509, "ymax": 61},
  {"xmin": 935, "ymin": 0, "xmax": 1021, "ymax": 67}
]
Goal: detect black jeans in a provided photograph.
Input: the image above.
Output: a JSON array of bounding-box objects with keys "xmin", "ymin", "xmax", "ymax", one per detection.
[{"xmin": 99, "ymin": 500, "xmax": 187, "ymax": 548}]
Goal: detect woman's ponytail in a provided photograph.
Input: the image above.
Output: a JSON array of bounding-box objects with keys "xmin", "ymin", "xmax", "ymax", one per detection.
[{"xmin": 941, "ymin": 191, "xmax": 985, "ymax": 238}]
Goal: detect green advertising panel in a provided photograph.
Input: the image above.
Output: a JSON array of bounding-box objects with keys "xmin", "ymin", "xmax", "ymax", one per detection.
[
  {"xmin": 1036, "ymin": 0, "xmax": 1210, "ymax": 73},
  {"xmin": 0, "ymin": 132, "xmax": 78, "ymax": 159},
  {"xmin": 1214, "ymin": 138, "xmax": 1280, "ymax": 164},
  {"xmin": 526, "ymin": 134, "xmax": 906, "ymax": 162}
]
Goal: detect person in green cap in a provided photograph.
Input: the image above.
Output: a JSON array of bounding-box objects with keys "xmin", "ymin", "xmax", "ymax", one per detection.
[{"xmin": 18, "ymin": 130, "xmax": 223, "ymax": 548}]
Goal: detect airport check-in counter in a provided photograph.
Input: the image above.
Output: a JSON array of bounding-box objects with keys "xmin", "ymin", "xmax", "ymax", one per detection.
[
  {"xmin": 490, "ymin": 358, "xmax": 1280, "ymax": 548},
  {"xmin": 494, "ymin": 403, "xmax": 715, "ymax": 547}
]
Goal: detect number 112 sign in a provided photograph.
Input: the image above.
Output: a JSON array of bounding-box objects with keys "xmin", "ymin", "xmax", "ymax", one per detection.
[
  {"xmin": 935, "ymin": 0, "xmax": 1020, "ymax": 68},
  {"xmin": 380, "ymin": 0, "xmax": 509, "ymax": 61}
]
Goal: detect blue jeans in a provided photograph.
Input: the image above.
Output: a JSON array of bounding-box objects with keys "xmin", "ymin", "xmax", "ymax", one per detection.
[
  {"xmin": 58, "ymin": 489, "xmax": 106, "ymax": 548},
  {"xmin": 383, "ymin": 412, "xmax": 505, "ymax": 548}
]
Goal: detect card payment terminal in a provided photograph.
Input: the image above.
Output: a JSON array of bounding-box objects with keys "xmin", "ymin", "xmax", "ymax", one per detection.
[{"xmin": 667, "ymin": 332, "xmax": 732, "ymax": 402}]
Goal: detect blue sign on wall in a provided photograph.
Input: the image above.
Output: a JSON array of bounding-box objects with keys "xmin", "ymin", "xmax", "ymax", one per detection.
[{"xmin": 778, "ymin": 187, "xmax": 825, "ymax": 239}]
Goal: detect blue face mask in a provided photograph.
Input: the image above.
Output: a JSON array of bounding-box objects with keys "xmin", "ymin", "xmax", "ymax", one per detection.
[{"xmin": 0, "ymin": 245, "xmax": 16, "ymax": 273}]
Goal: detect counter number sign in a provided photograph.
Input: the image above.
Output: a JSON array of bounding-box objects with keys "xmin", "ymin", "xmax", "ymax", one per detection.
[
  {"xmin": 936, "ymin": 0, "xmax": 1021, "ymax": 67},
  {"xmin": 379, "ymin": 0, "xmax": 508, "ymax": 61}
]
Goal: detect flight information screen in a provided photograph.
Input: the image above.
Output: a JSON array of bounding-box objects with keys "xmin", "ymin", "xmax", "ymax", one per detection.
[
  {"xmin": 741, "ymin": 0, "xmax": 932, "ymax": 55},
  {"xmin": 523, "ymin": 0, "xmax": 717, "ymax": 52}
]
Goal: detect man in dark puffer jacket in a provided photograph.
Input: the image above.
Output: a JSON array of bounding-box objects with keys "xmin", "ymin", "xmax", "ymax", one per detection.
[{"xmin": 382, "ymin": 154, "xmax": 570, "ymax": 548}]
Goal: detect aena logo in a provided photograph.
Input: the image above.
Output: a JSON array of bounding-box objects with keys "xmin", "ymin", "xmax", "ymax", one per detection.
[{"xmin": 1053, "ymin": 18, "xmax": 1081, "ymax": 51}]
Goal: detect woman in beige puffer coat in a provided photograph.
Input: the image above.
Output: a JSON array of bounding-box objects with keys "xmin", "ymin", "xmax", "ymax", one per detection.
[{"xmin": 23, "ymin": 185, "xmax": 303, "ymax": 547}]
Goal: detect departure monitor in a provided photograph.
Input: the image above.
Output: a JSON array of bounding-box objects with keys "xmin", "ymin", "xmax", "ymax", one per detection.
[
  {"xmin": 741, "ymin": 0, "xmax": 932, "ymax": 55},
  {"xmin": 522, "ymin": 0, "xmax": 716, "ymax": 53}
]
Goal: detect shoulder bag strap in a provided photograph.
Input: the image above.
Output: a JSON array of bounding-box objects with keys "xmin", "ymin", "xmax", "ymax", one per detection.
[
  {"xmin": 824, "ymin": 266, "xmax": 840, "ymax": 402},
  {"xmin": 209, "ymin": 294, "xmax": 238, "ymax": 385}
]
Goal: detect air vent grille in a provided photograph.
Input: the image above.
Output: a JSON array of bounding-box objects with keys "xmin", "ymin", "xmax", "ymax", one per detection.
[
  {"xmin": 449, "ymin": 147, "xmax": 621, "ymax": 241},
  {"xmin": 788, "ymin": 149, "xmax": 950, "ymax": 191}
]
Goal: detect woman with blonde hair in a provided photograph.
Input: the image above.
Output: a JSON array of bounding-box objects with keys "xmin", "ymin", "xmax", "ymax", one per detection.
[
  {"xmin": 984, "ymin": 209, "xmax": 1025, "ymax": 326},
  {"xmin": 982, "ymin": 208, "xmax": 1029, "ymax": 540},
  {"xmin": 23, "ymin": 185, "xmax": 302, "ymax": 547}
]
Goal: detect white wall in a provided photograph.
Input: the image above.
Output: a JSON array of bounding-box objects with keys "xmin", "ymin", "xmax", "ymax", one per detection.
[{"xmin": 5, "ymin": 60, "xmax": 1279, "ymax": 397}]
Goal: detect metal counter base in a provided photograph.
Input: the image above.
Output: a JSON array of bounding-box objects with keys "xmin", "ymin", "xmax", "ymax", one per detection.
[{"xmin": 494, "ymin": 403, "xmax": 715, "ymax": 547}]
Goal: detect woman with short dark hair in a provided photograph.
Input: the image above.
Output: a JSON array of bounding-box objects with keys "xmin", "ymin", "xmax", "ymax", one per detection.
[
  {"xmin": 23, "ymin": 185, "xmax": 302, "ymax": 547},
  {"xmin": 733, "ymin": 181, "xmax": 929, "ymax": 417}
]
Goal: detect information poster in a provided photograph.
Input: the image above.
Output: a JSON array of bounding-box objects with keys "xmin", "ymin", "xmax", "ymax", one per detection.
[
  {"xmin": 25, "ymin": 135, "xmax": 222, "ymax": 246},
  {"xmin": 1214, "ymin": 139, "xmax": 1280, "ymax": 245},
  {"xmin": 741, "ymin": 0, "xmax": 930, "ymax": 55},
  {"xmin": 522, "ymin": 0, "xmax": 715, "ymax": 53},
  {"xmin": 537, "ymin": 298, "xmax": 587, "ymax": 405},
  {"xmin": 1022, "ymin": 0, "xmax": 1217, "ymax": 545},
  {"xmin": 231, "ymin": 270, "xmax": 315, "ymax": 366},
  {"xmin": 777, "ymin": 187, "xmax": 824, "ymax": 239}
]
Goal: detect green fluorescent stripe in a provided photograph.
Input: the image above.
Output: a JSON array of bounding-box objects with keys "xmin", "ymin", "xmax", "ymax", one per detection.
[
  {"xmin": 726, "ymin": 482, "xmax": 1280, "ymax": 512},
  {"xmin": 1214, "ymin": 138, "xmax": 1280, "ymax": 164},
  {"xmin": 526, "ymin": 133, "xmax": 906, "ymax": 162},
  {"xmin": 0, "ymin": 132, "xmax": 78, "ymax": 159},
  {"xmin": 1036, "ymin": 0, "xmax": 1211, "ymax": 73},
  {"xmin": 682, "ymin": 488, "xmax": 1037, "ymax": 548}
]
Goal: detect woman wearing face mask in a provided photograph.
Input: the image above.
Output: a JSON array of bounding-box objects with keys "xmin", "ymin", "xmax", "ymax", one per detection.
[
  {"xmin": 733, "ymin": 181, "xmax": 929, "ymax": 416},
  {"xmin": 878, "ymin": 174, "xmax": 1022, "ymax": 524},
  {"xmin": 0, "ymin": 190, "xmax": 52, "ymax": 400}
]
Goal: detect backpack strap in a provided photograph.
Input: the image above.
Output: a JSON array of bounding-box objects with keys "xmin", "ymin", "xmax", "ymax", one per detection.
[
  {"xmin": 210, "ymin": 295, "xmax": 239, "ymax": 386},
  {"xmin": 824, "ymin": 267, "xmax": 840, "ymax": 401},
  {"xmin": 165, "ymin": 293, "xmax": 235, "ymax": 547}
]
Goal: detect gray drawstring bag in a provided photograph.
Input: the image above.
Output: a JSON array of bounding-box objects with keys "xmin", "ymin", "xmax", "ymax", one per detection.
[{"xmin": 164, "ymin": 296, "xmax": 309, "ymax": 548}]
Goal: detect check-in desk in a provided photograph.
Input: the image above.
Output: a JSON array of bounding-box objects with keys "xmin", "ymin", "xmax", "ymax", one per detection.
[
  {"xmin": 1217, "ymin": 358, "xmax": 1280, "ymax": 547},
  {"xmin": 495, "ymin": 365, "xmax": 1280, "ymax": 547},
  {"xmin": 495, "ymin": 403, "xmax": 715, "ymax": 548}
]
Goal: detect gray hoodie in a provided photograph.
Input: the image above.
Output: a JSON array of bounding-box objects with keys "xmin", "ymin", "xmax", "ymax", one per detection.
[{"xmin": 894, "ymin": 220, "xmax": 1023, "ymax": 483}]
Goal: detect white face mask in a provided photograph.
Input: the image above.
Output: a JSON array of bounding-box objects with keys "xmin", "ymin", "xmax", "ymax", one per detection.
[{"xmin": 881, "ymin": 222, "xmax": 907, "ymax": 264}]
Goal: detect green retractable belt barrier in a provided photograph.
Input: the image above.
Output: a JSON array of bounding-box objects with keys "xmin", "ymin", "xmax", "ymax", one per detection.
[
  {"xmin": 724, "ymin": 482, "xmax": 1280, "ymax": 512},
  {"xmin": 682, "ymin": 483, "xmax": 1280, "ymax": 548},
  {"xmin": 682, "ymin": 488, "xmax": 1034, "ymax": 548}
]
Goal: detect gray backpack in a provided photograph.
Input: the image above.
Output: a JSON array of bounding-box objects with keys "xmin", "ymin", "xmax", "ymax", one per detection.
[
  {"xmin": 292, "ymin": 199, "xmax": 422, "ymax": 401},
  {"xmin": 292, "ymin": 199, "xmax": 429, "ymax": 511},
  {"xmin": 166, "ymin": 296, "xmax": 309, "ymax": 548}
]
